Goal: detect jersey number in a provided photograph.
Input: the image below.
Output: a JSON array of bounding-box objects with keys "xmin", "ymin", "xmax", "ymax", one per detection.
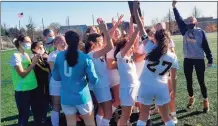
[
  {"xmin": 64, "ymin": 60, "xmax": 72, "ymax": 77},
  {"xmin": 147, "ymin": 61, "xmax": 172, "ymax": 75}
]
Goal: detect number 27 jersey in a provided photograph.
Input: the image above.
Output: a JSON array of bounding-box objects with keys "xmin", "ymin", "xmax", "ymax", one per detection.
[{"xmin": 140, "ymin": 50, "xmax": 179, "ymax": 86}]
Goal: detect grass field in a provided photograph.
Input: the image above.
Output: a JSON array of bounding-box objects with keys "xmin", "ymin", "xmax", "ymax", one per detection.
[{"xmin": 1, "ymin": 33, "xmax": 217, "ymax": 126}]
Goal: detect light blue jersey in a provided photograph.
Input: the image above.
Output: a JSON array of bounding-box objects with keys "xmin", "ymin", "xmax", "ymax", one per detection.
[{"xmin": 52, "ymin": 51, "xmax": 98, "ymax": 105}]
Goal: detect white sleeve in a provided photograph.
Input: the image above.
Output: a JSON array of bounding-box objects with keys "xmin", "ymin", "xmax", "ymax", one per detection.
[
  {"xmin": 169, "ymin": 38, "xmax": 175, "ymax": 48},
  {"xmin": 171, "ymin": 56, "xmax": 179, "ymax": 69},
  {"xmin": 47, "ymin": 53, "xmax": 55, "ymax": 62},
  {"xmin": 107, "ymin": 48, "xmax": 115, "ymax": 59},
  {"xmin": 10, "ymin": 54, "xmax": 21, "ymax": 67}
]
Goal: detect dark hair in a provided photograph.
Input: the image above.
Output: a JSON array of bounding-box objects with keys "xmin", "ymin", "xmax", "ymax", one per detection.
[
  {"xmin": 65, "ymin": 31, "xmax": 80, "ymax": 67},
  {"xmin": 31, "ymin": 41, "xmax": 43, "ymax": 54},
  {"xmin": 43, "ymin": 28, "xmax": 52, "ymax": 37},
  {"xmin": 114, "ymin": 38, "xmax": 128, "ymax": 61},
  {"xmin": 146, "ymin": 29, "xmax": 169, "ymax": 62},
  {"xmin": 146, "ymin": 29, "xmax": 151, "ymax": 34},
  {"xmin": 13, "ymin": 34, "xmax": 26, "ymax": 49},
  {"xmin": 84, "ymin": 33, "xmax": 102, "ymax": 54}
]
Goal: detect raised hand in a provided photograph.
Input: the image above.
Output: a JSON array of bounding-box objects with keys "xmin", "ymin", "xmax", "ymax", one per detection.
[
  {"xmin": 97, "ymin": 18, "xmax": 107, "ymax": 31},
  {"xmin": 117, "ymin": 14, "xmax": 124, "ymax": 25},
  {"xmin": 32, "ymin": 54, "xmax": 40, "ymax": 65},
  {"xmin": 172, "ymin": 0, "xmax": 177, "ymax": 8},
  {"xmin": 112, "ymin": 18, "xmax": 117, "ymax": 27}
]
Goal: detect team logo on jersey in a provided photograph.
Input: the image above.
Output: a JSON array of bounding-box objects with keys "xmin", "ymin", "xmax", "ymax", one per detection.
[{"xmin": 100, "ymin": 57, "xmax": 105, "ymax": 62}]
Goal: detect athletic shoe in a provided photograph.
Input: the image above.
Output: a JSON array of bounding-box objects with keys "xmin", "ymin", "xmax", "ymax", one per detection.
[
  {"xmin": 171, "ymin": 116, "xmax": 178, "ymax": 124},
  {"xmin": 187, "ymin": 96, "xmax": 195, "ymax": 109},
  {"xmin": 203, "ymin": 99, "xmax": 209, "ymax": 113}
]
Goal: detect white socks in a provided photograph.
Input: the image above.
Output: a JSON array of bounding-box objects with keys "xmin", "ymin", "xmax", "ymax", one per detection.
[
  {"xmin": 96, "ymin": 114, "xmax": 103, "ymax": 126},
  {"xmin": 137, "ymin": 120, "xmax": 146, "ymax": 126},
  {"xmin": 171, "ymin": 112, "xmax": 176, "ymax": 116},
  {"xmin": 112, "ymin": 106, "xmax": 117, "ymax": 113},
  {"xmin": 51, "ymin": 110, "xmax": 59, "ymax": 126},
  {"xmin": 165, "ymin": 120, "xmax": 175, "ymax": 126},
  {"xmin": 100, "ymin": 118, "xmax": 110, "ymax": 126}
]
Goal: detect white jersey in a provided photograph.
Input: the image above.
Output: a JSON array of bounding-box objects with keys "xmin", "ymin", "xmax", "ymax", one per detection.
[
  {"xmin": 135, "ymin": 42, "xmax": 146, "ymax": 78},
  {"xmin": 116, "ymin": 52, "xmax": 139, "ymax": 88},
  {"xmin": 106, "ymin": 48, "xmax": 120, "ymax": 85},
  {"xmin": 88, "ymin": 51, "xmax": 110, "ymax": 88},
  {"xmin": 140, "ymin": 44, "xmax": 179, "ymax": 86},
  {"xmin": 48, "ymin": 50, "xmax": 60, "ymax": 63}
]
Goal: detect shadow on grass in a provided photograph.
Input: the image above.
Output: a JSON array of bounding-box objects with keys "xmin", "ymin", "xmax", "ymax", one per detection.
[
  {"xmin": 152, "ymin": 110, "xmax": 203, "ymax": 126},
  {"xmin": 1, "ymin": 109, "xmax": 204, "ymax": 126},
  {"xmin": 2, "ymin": 114, "xmax": 86, "ymax": 126}
]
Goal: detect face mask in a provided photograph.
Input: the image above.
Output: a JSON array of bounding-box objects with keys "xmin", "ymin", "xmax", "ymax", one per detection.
[
  {"xmin": 37, "ymin": 48, "xmax": 45, "ymax": 55},
  {"xmin": 187, "ymin": 24, "xmax": 195, "ymax": 29},
  {"xmin": 23, "ymin": 43, "xmax": 31, "ymax": 51},
  {"xmin": 47, "ymin": 37, "xmax": 55, "ymax": 43}
]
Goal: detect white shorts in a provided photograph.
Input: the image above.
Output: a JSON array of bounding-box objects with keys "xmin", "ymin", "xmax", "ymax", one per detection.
[
  {"xmin": 93, "ymin": 86, "xmax": 112, "ymax": 103},
  {"xmin": 49, "ymin": 77, "xmax": 61, "ymax": 96},
  {"xmin": 61, "ymin": 100, "xmax": 93, "ymax": 115},
  {"xmin": 120, "ymin": 86, "xmax": 139, "ymax": 106},
  {"xmin": 138, "ymin": 84, "xmax": 170, "ymax": 106},
  {"xmin": 108, "ymin": 70, "xmax": 120, "ymax": 88}
]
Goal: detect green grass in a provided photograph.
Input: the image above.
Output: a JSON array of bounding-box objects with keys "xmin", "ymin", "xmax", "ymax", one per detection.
[{"xmin": 1, "ymin": 33, "xmax": 217, "ymax": 126}]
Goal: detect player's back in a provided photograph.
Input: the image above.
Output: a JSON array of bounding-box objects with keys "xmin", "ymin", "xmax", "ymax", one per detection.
[{"xmin": 140, "ymin": 51, "xmax": 178, "ymax": 86}]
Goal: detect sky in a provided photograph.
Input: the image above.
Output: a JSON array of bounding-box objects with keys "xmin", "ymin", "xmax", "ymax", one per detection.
[{"xmin": 1, "ymin": 1, "xmax": 217, "ymax": 29}]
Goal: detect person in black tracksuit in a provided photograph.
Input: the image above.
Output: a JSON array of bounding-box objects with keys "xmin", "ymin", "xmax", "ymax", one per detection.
[
  {"xmin": 172, "ymin": 1, "xmax": 213, "ymax": 112},
  {"xmin": 31, "ymin": 41, "xmax": 51, "ymax": 124}
]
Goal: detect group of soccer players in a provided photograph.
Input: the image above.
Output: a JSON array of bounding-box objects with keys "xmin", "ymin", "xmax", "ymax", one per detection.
[{"xmin": 10, "ymin": 1, "xmax": 213, "ymax": 126}]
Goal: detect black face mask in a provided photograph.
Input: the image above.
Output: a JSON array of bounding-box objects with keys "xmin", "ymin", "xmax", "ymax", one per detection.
[{"xmin": 187, "ymin": 24, "xmax": 195, "ymax": 29}]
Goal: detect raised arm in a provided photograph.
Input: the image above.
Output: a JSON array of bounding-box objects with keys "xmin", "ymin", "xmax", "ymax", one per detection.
[
  {"xmin": 121, "ymin": 27, "xmax": 139, "ymax": 57},
  {"xmin": 172, "ymin": 0, "xmax": 187, "ymax": 36},
  {"xmin": 133, "ymin": 2, "xmax": 146, "ymax": 37},
  {"xmin": 109, "ymin": 15, "xmax": 124, "ymax": 38},
  {"xmin": 93, "ymin": 19, "xmax": 114, "ymax": 58},
  {"xmin": 128, "ymin": 16, "xmax": 134, "ymax": 37}
]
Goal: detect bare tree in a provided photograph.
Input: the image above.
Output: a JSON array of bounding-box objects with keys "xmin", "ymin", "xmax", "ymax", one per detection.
[
  {"xmin": 151, "ymin": 18, "xmax": 160, "ymax": 26},
  {"xmin": 26, "ymin": 16, "xmax": 36, "ymax": 40},
  {"xmin": 48, "ymin": 22, "xmax": 61, "ymax": 35},
  {"xmin": 192, "ymin": 6, "xmax": 201, "ymax": 18},
  {"xmin": 162, "ymin": 9, "xmax": 177, "ymax": 34}
]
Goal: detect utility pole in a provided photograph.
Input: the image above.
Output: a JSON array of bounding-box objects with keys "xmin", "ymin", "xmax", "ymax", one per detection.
[
  {"xmin": 42, "ymin": 18, "xmax": 45, "ymax": 31},
  {"xmin": 169, "ymin": 8, "xmax": 171, "ymax": 34},
  {"xmin": 92, "ymin": 15, "xmax": 94, "ymax": 26}
]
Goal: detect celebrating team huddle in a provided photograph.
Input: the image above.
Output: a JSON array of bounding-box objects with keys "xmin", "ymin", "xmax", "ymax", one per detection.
[{"xmin": 10, "ymin": 1, "xmax": 213, "ymax": 126}]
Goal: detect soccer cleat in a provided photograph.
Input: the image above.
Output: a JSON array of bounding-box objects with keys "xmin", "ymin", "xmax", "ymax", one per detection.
[
  {"xmin": 171, "ymin": 116, "xmax": 178, "ymax": 124},
  {"xmin": 203, "ymin": 99, "xmax": 209, "ymax": 113},
  {"xmin": 187, "ymin": 96, "xmax": 195, "ymax": 109}
]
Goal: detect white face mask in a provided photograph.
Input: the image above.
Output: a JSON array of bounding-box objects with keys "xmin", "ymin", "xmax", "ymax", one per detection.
[
  {"xmin": 47, "ymin": 36, "xmax": 55, "ymax": 43},
  {"xmin": 23, "ymin": 43, "xmax": 31, "ymax": 50}
]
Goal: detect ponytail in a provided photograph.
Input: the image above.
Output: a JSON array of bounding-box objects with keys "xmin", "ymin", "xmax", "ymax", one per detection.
[
  {"xmin": 146, "ymin": 29, "xmax": 169, "ymax": 62},
  {"xmin": 65, "ymin": 31, "xmax": 80, "ymax": 67},
  {"xmin": 114, "ymin": 38, "xmax": 127, "ymax": 61},
  {"xmin": 13, "ymin": 34, "xmax": 26, "ymax": 49}
]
